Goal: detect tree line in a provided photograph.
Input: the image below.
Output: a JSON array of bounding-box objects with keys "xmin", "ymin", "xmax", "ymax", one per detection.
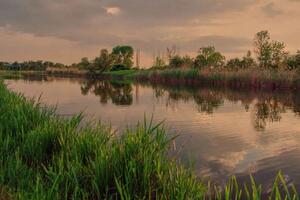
[
  {"xmin": 0, "ymin": 45, "xmax": 135, "ymax": 72},
  {"xmin": 72, "ymin": 45, "xmax": 135, "ymax": 72},
  {"xmin": 0, "ymin": 61, "xmax": 65, "ymax": 71},
  {"xmin": 153, "ymin": 30, "xmax": 300, "ymax": 71},
  {"xmin": 1, "ymin": 31, "xmax": 300, "ymax": 72}
]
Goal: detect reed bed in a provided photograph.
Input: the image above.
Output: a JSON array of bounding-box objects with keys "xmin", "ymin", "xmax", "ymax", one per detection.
[
  {"xmin": 0, "ymin": 81, "xmax": 298, "ymax": 199},
  {"xmin": 133, "ymin": 68, "xmax": 300, "ymax": 90}
]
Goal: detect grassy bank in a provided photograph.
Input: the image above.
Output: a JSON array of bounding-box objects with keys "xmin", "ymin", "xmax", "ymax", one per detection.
[
  {"xmin": 3, "ymin": 68, "xmax": 300, "ymax": 91},
  {"xmin": 132, "ymin": 68, "xmax": 300, "ymax": 90},
  {"xmin": 0, "ymin": 80, "xmax": 206, "ymax": 199},
  {"xmin": 0, "ymin": 69, "xmax": 137, "ymax": 80},
  {"xmin": 0, "ymin": 82, "xmax": 299, "ymax": 199}
]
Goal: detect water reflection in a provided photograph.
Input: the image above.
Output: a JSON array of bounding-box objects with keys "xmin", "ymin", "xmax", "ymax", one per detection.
[
  {"xmin": 252, "ymin": 99, "xmax": 285, "ymax": 131},
  {"xmin": 80, "ymin": 80, "xmax": 133, "ymax": 105},
  {"xmin": 7, "ymin": 75, "xmax": 300, "ymax": 131},
  {"xmin": 145, "ymin": 83, "xmax": 299, "ymax": 131}
]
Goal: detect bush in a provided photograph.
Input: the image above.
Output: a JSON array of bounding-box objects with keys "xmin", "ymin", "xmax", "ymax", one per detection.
[
  {"xmin": 110, "ymin": 64, "xmax": 130, "ymax": 71},
  {"xmin": 286, "ymin": 51, "xmax": 300, "ymax": 70},
  {"xmin": 169, "ymin": 55, "xmax": 194, "ymax": 68}
]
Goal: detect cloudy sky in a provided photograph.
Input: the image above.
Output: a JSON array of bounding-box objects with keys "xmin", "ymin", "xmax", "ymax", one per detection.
[{"xmin": 0, "ymin": 0, "xmax": 300, "ymax": 66}]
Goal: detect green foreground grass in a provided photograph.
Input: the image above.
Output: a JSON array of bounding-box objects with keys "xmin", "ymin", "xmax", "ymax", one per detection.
[{"xmin": 0, "ymin": 81, "xmax": 299, "ymax": 199}]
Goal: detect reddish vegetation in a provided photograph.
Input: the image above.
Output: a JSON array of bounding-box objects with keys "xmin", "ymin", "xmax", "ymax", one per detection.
[{"xmin": 134, "ymin": 69, "xmax": 300, "ymax": 91}]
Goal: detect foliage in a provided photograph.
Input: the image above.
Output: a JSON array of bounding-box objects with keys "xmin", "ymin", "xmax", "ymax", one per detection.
[
  {"xmin": 0, "ymin": 61, "xmax": 65, "ymax": 71},
  {"xmin": 111, "ymin": 64, "xmax": 130, "ymax": 71},
  {"xmin": 286, "ymin": 50, "xmax": 300, "ymax": 70},
  {"xmin": 94, "ymin": 49, "xmax": 115, "ymax": 72},
  {"xmin": 226, "ymin": 51, "xmax": 255, "ymax": 70},
  {"xmin": 194, "ymin": 46, "xmax": 225, "ymax": 69},
  {"xmin": 169, "ymin": 55, "xmax": 194, "ymax": 68},
  {"xmin": 152, "ymin": 56, "xmax": 166, "ymax": 69},
  {"xmin": 72, "ymin": 45, "xmax": 135, "ymax": 72},
  {"xmin": 112, "ymin": 45, "xmax": 134, "ymax": 68},
  {"xmin": 77, "ymin": 57, "xmax": 91, "ymax": 70},
  {"xmin": 254, "ymin": 30, "xmax": 287, "ymax": 69},
  {"xmin": 169, "ymin": 55, "xmax": 185, "ymax": 68}
]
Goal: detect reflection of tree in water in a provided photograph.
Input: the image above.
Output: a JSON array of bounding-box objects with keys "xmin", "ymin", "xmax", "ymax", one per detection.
[
  {"xmin": 252, "ymin": 99, "xmax": 286, "ymax": 131},
  {"xmin": 80, "ymin": 80, "xmax": 133, "ymax": 105},
  {"xmin": 193, "ymin": 91, "xmax": 224, "ymax": 114},
  {"xmin": 149, "ymin": 83, "xmax": 300, "ymax": 130},
  {"xmin": 291, "ymin": 93, "xmax": 300, "ymax": 115},
  {"xmin": 163, "ymin": 88, "xmax": 224, "ymax": 114},
  {"xmin": 153, "ymin": 87, "xmax": 165, "ymax": 99},
  {"xmin": 80, "ymin": 79, "xmax": 300, "ymax": 130}
]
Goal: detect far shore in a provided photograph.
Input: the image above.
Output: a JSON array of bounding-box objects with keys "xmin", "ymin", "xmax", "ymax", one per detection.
[{"xmin": 2, "ymin": 68, "xmax": 300, "ymax": 91}]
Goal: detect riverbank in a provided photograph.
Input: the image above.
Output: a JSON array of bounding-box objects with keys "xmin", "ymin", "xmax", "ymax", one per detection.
[
  {"xmin": 0, "ymin": 69, "xmax": 137, "ymax": 80},
  {"xmin": 0, "ymin": 80, "xmax": 299, "ymax": 199},
  {"xmin": 0, "ymin": 80, "xmax": 206, "ymax": 199},
  {"xmin": 2, "ymin": 68, "xmax": 300, "ymax": 91},
  {"xmin": 132, "ymin": 68, "xmax": 300, "ymax": 91}
]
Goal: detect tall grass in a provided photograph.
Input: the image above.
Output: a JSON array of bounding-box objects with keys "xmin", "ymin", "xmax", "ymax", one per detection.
[
  {"xmin": 0, "ymin": 81, "xmax": 299, "ymax": 199},
  {"xmin": 133, "ymin": 68, "xmax": 300, "ymax": 90}
]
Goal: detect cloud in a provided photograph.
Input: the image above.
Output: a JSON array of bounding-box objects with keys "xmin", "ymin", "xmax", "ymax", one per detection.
[
  {"xmin": 0, "ymin": 0, "xmax": 300, "ymax": 65},
  {"xmin": 0, "ymin": 0, "xmax": 255, "ymax": 43},
  {"xmin": 103, "ymin": 0, "xmax": 255, "ymax": 24},
  {"xmin": 104, "ymin": 6, "xmax": 121, "ymax": 15}
]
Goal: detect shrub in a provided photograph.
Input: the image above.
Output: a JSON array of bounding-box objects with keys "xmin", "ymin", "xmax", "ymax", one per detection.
[{"xmin": 110, "ymin": 64, "xmax": 130, "ymax": 71}]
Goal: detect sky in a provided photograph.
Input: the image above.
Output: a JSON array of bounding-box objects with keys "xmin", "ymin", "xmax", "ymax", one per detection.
[{"xmin": 0, "ymin": 0, "xmax": 300, "ymax": 67}]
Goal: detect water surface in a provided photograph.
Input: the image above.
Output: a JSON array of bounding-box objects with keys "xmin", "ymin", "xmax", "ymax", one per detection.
[{"xmin": 4, "ymin": 75, "xmax": 300, "ymax": 189}]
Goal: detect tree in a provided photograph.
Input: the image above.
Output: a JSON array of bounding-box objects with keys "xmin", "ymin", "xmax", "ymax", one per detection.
[
  {"xmin": 194, "ymin": 46, "xmax": 225, "ymax": 69},
  {"xmin": 271, "ymin": 41, "xmax": 287, "ymax": 68},
  {"xmin": 169, "ymin": 55, "xmax": 194, "ymax": 68},
  {"xmin": 54, "ymin": 63, "xmax": 65, "ymax": 68},
  {"xmin": 226, "ymin": 58, "xmax": 242, "ymax": 71},
  {"xmin": 94, "ymin": 49, "xmax": 114, "ymax": 72},
  {"xmin": 78, "ymin": 57, "xmax": 91, "ymax": 69},
  {"xmin": 169, "ymin": 55, "xmax": 184, "ymax": 68},
  {"xmin": 111, "ymin": 45, "xmax": 134, "ymax": 68},
  {"xmin": 254, "ymin": 30, "xmax": 287, "ymax": 69},
  {"xmin": 227, "ymin": 51, "xmax": 255, "ymax": 70},
  {"xmin": 254, "ymin": 30, "xmax": 271, "ymax": 68},
  {"xmin": 181, "ymin": 56, "xmax": 194, "ymax": 68},
  {"xmin": 241, "ymin": 50, "xmax": 255, "ymax": 69},
  {"xmin": 286, "ymin": 50, "xmax": 300, "ymax": 70},
  {"xmin": 44, "ymin": 61, "xmax": 55, "ymax": 68}
]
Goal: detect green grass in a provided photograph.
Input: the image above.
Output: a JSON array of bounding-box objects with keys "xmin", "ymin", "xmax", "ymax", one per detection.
[
  {"xmin": 0, "ymin": 80, "xmax": 299, "ymax": 199},
  {"xmin": 103, "ymin": 69, "xmax": 138, "ymax": 77}
]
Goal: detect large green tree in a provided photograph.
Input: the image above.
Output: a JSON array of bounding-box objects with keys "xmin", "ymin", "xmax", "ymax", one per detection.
[
  {"xmin": 254, "ymin": 30, "xmax": 287, "ymax": 69},
  {"xmin": 194, "ymin": 46, "xmax": 225, "ymax": 69},
  {"xmin": 78, "ymin": 57, "xmax": 91, "ymax": 69},
  {"xmin": 111, "ymin": 45, "xmax": 134, "ymax": 68},
  {"xmin": 94, "ymin": 49, "xmax": 114, "ymax": 72}
]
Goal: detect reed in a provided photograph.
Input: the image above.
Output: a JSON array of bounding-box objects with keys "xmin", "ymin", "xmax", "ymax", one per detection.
[
  {"xmin": 133, "ymin": 68, "xmax": 300, "ymax": 90},
  {"xmin": 0, "ymin": 81, "xmax": 298, "ymax": 199}
]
